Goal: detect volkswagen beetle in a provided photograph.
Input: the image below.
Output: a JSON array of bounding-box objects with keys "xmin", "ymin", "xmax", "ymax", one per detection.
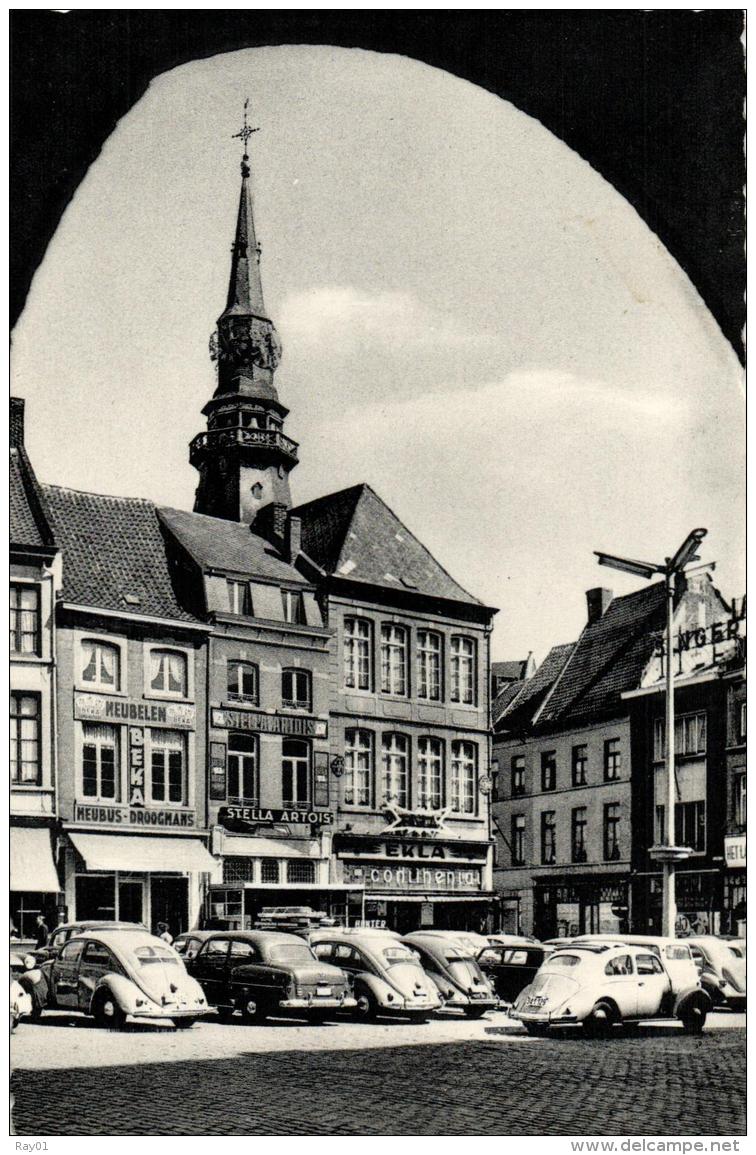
[
  {"xmin": 511, "ymin": 941, "xmax": 710, "ymax": 1037},
  {"xmin": 476, "ymin": 936, "xmax": 551, "ymax": 1004},
  {"xmin": 310, "ymin": 929, "xmax": 441, "ymax": 1021},
  {"xmin": 41, "ymin": 929, "xmax": 211, "ymax": 1029},
  {"xmin": 402, "ymin": 931, "xmax": 497, "ymax": 1017},
  {"xmin": 687, "ymin": 936, "xmax": 747, "ymax": 1011}
]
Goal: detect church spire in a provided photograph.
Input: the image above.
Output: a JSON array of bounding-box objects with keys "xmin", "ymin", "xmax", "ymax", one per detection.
[{"xmin": 189, "ymin": 104, "xmax": 298, "ymax": 524}]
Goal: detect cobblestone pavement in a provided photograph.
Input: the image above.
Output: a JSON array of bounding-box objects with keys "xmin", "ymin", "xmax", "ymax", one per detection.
[{"xmin": 11, "ymin": 1010, "xmax": 746, "ymax": 1137}]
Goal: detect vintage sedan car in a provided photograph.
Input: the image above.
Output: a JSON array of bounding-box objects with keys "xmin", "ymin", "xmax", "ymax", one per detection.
[
  {"xmin": 10, "ymin": 953, "xmax": 33, "ymax": 1031},
  {"xmin": 511, "ymin": 941, "xmax": 710, "ymax": 1037},
  {"xmin": 172, "ymin": 930, "xmax": 216, "ymax": 960},
  {"xmin": 477, "ymin": 937, "xmax": 551, "ymax": 1004},
  {"xmin": 402, "ymin": 932, "xmax": 498, "ymax": 1018},
  {"xmin": 687, "ymin": 936, "xmax": 747, "ymax": 1011},
  {"xmin": 184, "ymin": 930, "xmax": 356, "ymax": 1022},
  {"xmin": 34, "ymin": 920, "xmax": 147, "ymax": 963},
  {"xmin": 310, "ymin": 929, "xmax": 441, "ymax": 1021},
  {"xmin": 41, "ymin": 930, "xmax": 211, "ymax": 1029}
]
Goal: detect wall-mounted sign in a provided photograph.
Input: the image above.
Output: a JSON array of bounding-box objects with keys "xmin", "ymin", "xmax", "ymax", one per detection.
[
  {"xmin": 381, "ymin": 803, "xmax": 449, "ymax": 837},
  {"xmin": 653, "ymin": 615, "xmax": 745, "ymax": 657},
  {"xmin": 209, "ymin": 742, "xmax": 227, "ymax": 801},
  {"xmin": 724, "ymin": 835, "xmax": 746, "ymax": 869},
  {"xmin": 313, "ymin": 751, "xmax": 330, "ymax": 807},
  {"xmin": 75, "ymin": 693, "xmax": 196, "ymax": 729},
  {"xmin": 129, "ymin": 727, "xmax": 145, "ymax": 806},
  {"xmin": 212, "ymin": 707, "xmax": 327, "ymax": 739},
  {"xmin": 335, "ymin": 837, "xmax": 489, "ymax": 863},
  {"xmin": 343, "ymin": 860, "xmax": 482, "ymax": 894},
  {"xmin": 218, "ymin": 804, "xmax": 334, "ymax": 832},
  {"xmin": 73, "ymin": 803, "xmax": 196, "ymax": 827}
]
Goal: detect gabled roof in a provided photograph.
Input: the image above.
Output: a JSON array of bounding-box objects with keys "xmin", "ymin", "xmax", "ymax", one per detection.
[
  {"xmin": 158, "ymin": 506, "xmax": 307, "ymax": 585},
  {"xmin": 292, "ymin": 482, "xmax": 483, "ymax": 607},
  {"xmin": 10, "ymin": 447, "xmax": 56, "ymax": 551},
  {"xmin": 494, "ymin": 643, "xmax": 575, "ymax": 733},
  {"xmin": 492, "ymin": 659, "xmax": 530, "ymax": 682},
  {"xmin": 535, "ymin": 582, "xmax": 667, "ymax": 727},
  {"xmin": 42, "ymin": 486, "xmax": 199, "ymax": 623}
]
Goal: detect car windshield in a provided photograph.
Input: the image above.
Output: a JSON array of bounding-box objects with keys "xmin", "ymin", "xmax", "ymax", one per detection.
[
  {"xmin": 133, "ymin": 944, "xmax": 182, "ymax": 968},
  {"xmin": 267, "ymin": 943, "xmax": 315, "ymax": 964},
  {"xmin": 547, "ymin": 954, "xmax": 582, "ymax": 968},
  {"xmin": 381, "ymin": 946, "xmax": 418, "ymax": 967},
  {"xmin": 665, "ymin": 945, "xmax": 692, "ymax": 961}
]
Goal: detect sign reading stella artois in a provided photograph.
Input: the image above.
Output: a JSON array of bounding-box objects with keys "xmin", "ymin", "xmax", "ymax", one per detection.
[{"xmin": 212, "ymin": 707, "xmax": 327, "ymax": 738}]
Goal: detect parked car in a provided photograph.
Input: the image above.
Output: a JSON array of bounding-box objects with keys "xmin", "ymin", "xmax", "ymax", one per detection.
[
  {"xmin": 172, "ymin": 930, "xmax": 216, "ymax": 960},
  {"xmin": 511, "ymin": 941, "xmax": 710, "ymax": 1037},
  {"xmin": 34, "ymin": 920, "xmax": 147, "ymax": 963},
  {"xmin": 402, "ymin": 932, "xmax": 498, "ymax": 1018},
  {"xmin": 477, "ymin": 936, "xmax": 551, "ymax": 1004},
  {"xmin": 10, "ymin": 953, "xmax": 33, "ymax": 1031},
  {"xmin": 309, "ymin": 929, "xmax": 441, "ymax": 1021},
  {"xmin": 686, "ymin": 936, "xmax": 747, "ymax": 1011},
  {"xmin": 41, "ymin": 929, "xmax": 211, "ymax": 1029},
  {"xmin": 184, "ymin": 930, "xmax": 356, "ymax": 1022}
]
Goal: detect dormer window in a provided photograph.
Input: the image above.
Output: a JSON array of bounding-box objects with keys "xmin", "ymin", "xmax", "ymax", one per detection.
[
  {"xmin": 82, "ymin": 640, "xmax": 121, "ymax": 691},
  {"xmin": 281, "ymin": 589, "xmax": 305, "ymax": 624},
  {"xmin": 227, "ymin": 580, "xmax": 253, "ymax": 616}
]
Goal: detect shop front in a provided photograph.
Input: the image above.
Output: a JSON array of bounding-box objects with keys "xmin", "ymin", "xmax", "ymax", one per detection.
[
  {"xmin": 534, "ymin": 875, "xmax": 629, "ymax": 940},
  {"xmin": 10, "ymin": 825, "xmax": 62, "ymax": 940},
  {"xmin": 632, "ymin": 868, "xmax": 723, "ymax": 936},
  {"xmin": 334, "ymin": 834, "xmax": 494, "ymax": 933}
]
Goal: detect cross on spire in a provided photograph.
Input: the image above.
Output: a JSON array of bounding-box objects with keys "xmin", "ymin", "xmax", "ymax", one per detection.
[{"xmin": 232, "ymin": 99, "xmax": 259, "ymax": 174}]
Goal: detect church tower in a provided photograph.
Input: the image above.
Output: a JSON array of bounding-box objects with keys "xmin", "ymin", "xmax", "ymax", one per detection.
[{"xmin": 190, "ymin": 106, "xmax": 298, "ymax": 523}]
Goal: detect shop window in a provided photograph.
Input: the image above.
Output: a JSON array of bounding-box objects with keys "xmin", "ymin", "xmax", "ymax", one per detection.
[
  {"xmin": 344, "ymin": 728, "xmax": 373, "ymax": 808},
  {"xmin": 655, "ymin": 801, "xmax": 706, "ymax": 852},
  {"xmin": 286, "ymin": 860, "xmax": 315, "ymax": 884},
  {"xmin": 603, "ymin": 803, "xmax": 621, "ymax": 861},
  {"xmin": 81, "ymin": 639, "xmax": 120, "ymax": 691},
  {"xmin": 148, "ymin": 729, "xmax": 186, "ymax": 806},
  {"xmin": 604, "ymin": 738, "xmax": 622, "ymax": 781},
  {"xmin": 572, "ymin": 744, "xmax": 587, "ymax": 786},
  {"xmin": 450, "ymin": 636, "xmax": 476, "ymax": 705},
  {"xmin": 380, "ymin": 623, "xmax": 408, "ymax": 696},
  {"xmin": 541, "ymin": 811, "xmax": 556, "ymax": 865},
  {"xmin": 261, "ymin": 860, "xmax": 280, "ymax": 884},
  {"xmin": 227, "ymin": 580, "xmax": 253, "ymax": 616},
  {"xmin": 11, "ymin": 893, "xmax": 46, "ymax": 940},
  {"xmin": 417, "ymin": 631, "xmax": 442, "ymax": 701},
  {"xmin": 541, "ymin": 750, "xmax": 556, "ymax": 792},
  {"xmin": 227, "ymin": 660, "xmax": 258, "ymax": 704},
  {"xmin": 81, "ymin": 722, "xmax": 119, "ymax": 800},
  {"xmin": 282, "ymin": 739, "xmax": 311, "ymax": 807},
  {"xmin": 11, "ymin": 693, "xmax": 41, "ymax": 785},
  {"xmin": 344, "ymin": 617, "xmax": 372, "ymax": 691},
  {"xmin": 381, "ymin": 732, "xmax": 409, "ymax": 807},
  {"xmin": 281, "ymin": 589, "xmax": 306, "ymax": 624},
  {"xmin": 418, "ymin": 736, "xmax": 444, "ymax": 809},
  {"xmin": 282, "ymin": 668, "xmax": 311, "ymax": 711},
  {"xmin": 223, "ymin": 858, "xmax": 255, "ymax": 885},
  {"xmin": 511, "ymin": 815, "xmax": 525, "ymax": 866},
  {"xmin": 451, "ymin": 740, "xmax": 476, "ymax": 814},
  {"xmin": 149, "ymin": 649, "xmax": 187, "ymax": 698},
  {"xmin": 653, "ymin": 712, "xmax": 707, "ymax": 760},
  {"xmin": 735, "ymin": 773, "xmax": 746, "ymax": 827},
  {"xmin": 10, "ymin": 584, "xmax": 40, "ymax": 655},
  {"xmin": 511, "ymin": 755, "xmax": 525, "ymax": 796},
  {"xmin": 571, "ymin": 807, "xmax": 588, "ymax": 862},
  {"xmin": 209, "ymin": 890, "xmax": 242, "ymax": 923},
  {"xmin": 227, "ymin": 733, "xmax": 258, "ymax": 802}
]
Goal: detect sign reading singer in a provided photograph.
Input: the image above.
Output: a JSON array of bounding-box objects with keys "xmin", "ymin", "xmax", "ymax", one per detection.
[{"xmin": 212, "ymin": 707, "xmax": 327, "ymax": 738}]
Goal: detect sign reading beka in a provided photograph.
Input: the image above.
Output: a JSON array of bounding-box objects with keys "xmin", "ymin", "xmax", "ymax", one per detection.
[
  {"xmin": 212, "ymin": 707, "xmax": 327, "ymax": 738},
  {"xmin": 75, "ymin": 693, "xmax": 196, "ymax": 728}
]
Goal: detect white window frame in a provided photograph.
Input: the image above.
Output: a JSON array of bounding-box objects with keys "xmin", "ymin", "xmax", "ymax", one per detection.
[
  {"xmin": 146, "ymin": 727, "xmax": 189, "ymax": 808},
  {"xmin": 282, "ymin": 739, "xmax": 311, "ymax": 807},
  {"xmin": 450, "ymin": 635, "xmax": 476, "ymax": 705},
  {"xmin": 451, "ymin": 740, "xmax": 477, "ymax": 815},
  {"xmin": 226, "ymin": 659, "xmax": 259, "ymax": 704},
  {"xmin": 75, "ymin": 631, "xmax": 127, "ymax": 695},
  {"xmin": 417, "ymin": 736, "xmax": 444, "ymax": 809},
  {"xmin": 653, "ymin": 711, "xmax": 707, "ymax": 761},
  {"xmin": 281, "ymin": 589, "xmax": 306, "ymax": 625},
  {"xmin": 10, "ymin": 582, "xmax": 41, "ymax": 656},
  {"xmin": 76, "ymin": 720, "xmax": 125, "ymax": 804},
  {"xmin": 10, "ymin": 692, "xmax": 42, "ymax": 786},
  {"xmin": 417, "ymin": 630, "xmax": 443, "ymax": 701},
  {"xmin": 227, "ymin": 579, "xmax": 253, "ymax": 616},
  {"xmin": 381, "ymin": 732, "xmax": 409, "ymax": 808},
  {"xmin": 282, "ymin": 668, "xmax": 312, "ymax": 711},
  {"xmin": 344, "ymin": 728, "xmax": 373, "ymax": 808},
  {"xmin": 144, "ymin": 644, "xmax": 194, "ymax": 701},
  {"xmin": 80, "ymin": 638, "xmax": 122, "ymax": 693},
  {"xmin": 227, "ymin": 732, "xmax": 259, "ymax": 803},
  {"xmin": 380, "ymin": 622, "xmax": 408, "ymax": 697},
  {"xmin": 344, "ymin": 616, "xmax": 373, "ymax": 692}
]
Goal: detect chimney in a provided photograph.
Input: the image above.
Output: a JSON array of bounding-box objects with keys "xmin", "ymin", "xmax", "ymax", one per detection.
[
  {"xmin": 10, "ymin": 397, "xmax": 25, "ymax": 448},
  {"xmin": 586, "ymin": 587, "xmax": 613, "ymax": 624},
  {"xmin": 285, "ymin": 514, "xmax": 302, "ymax": 563},
  {"xmin": 253, "ymin": 501, "xmax": 288, "ymax": 544}
]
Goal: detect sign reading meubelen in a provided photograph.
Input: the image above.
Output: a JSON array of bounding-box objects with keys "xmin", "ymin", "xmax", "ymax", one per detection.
[{"xmin": 74, "ymin": 693, "xmax": 196, "ymax": 728}]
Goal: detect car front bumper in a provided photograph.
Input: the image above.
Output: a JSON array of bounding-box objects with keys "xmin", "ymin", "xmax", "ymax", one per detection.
[
  {"xmin": 280, "ymin": 996, "xmax": 357, "ymax": 1010},
  {"xmin": 511, "ymin": 1008, "xmax": 579, "ymax": 1026}
]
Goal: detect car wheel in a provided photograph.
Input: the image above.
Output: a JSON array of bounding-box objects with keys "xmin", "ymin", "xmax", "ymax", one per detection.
[
  {"xmin": 92, "ymin": 990, "xmax": 127, "ymax": 1031},
  {"xmin": 680, "ymin": 1003, "xmax": 707, "ymax": 1035},
  {"xmin": 524, "ymin": 1023, "xmax": 549, "ymax": 1037},
  {"xmin": 464, "ymin": 1006, "xmax": 489, "ymax": 1020},
  {"xmin": 354, "ymin": 986, "xmax": 379, "ymax": 1021},
  {"xmin": 172, "ymin": 1017, "xmax": 198, "ymax": 1030},
  {"xmin": 583, "ymin": 1001, "xmax": 618, "ymax": 1039},
  {"xmin": 239, "ymin": 994, "xmax": 267, "ymax": 1024}
]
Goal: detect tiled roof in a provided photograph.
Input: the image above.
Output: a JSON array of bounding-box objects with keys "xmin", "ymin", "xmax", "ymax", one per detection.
[
  {"xmin": 158, "ymin": 506, "xmax": 307, "ymax": 585},
  {"xmin": 536, "ymin": 582, "xmax": 667, "ymax": 726},
  {"xmin": 10, "ymin": 448, "xmax": 55, "ymax": 550},
  {"xmin": 491, "ymin": 680, "xmax": 526, "ymax": 724},
  {"xmin": 492, "ymin": 659, "xmax": 530, "ymax": 681},
  {"xmin": 42, "ymin": 486, "xmax": 199, "ymax": 623},
  {"xmin": 292, "ymin": 483, "xmax": 483, "ymax": 606},
  {"xmin": 494, "ymin": 643, "xmax": 575, "ymax": 733}
]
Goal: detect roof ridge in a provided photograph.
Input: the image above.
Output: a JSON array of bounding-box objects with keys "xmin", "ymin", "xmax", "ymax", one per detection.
[
  {"xmin": 291, "ymin": 481, "xmax": 367, "ymax": 515},
  {"xmin": 43, "ymin": 482, "xmax": 158, "ymax": 507}
]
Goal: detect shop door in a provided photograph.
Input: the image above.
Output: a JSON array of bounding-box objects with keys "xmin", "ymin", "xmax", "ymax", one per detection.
[
  {"xmin": 151, "ymin": 876, "xmax": 188, "ymax": 937},
  {"xmin": 75, "ymin": 875, "xmax": 116, "ymax": 921},
  {"xmin": 118, "ymin": 878, "xmax": 144, "ymax": 924}
]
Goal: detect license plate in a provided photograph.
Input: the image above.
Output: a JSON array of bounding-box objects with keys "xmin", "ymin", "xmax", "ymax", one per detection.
[
  {"xmin": 317, "ymin": 985, "xmax": 332, "ymax": 997},
  {"xmin": 527, "ymin": 995, "xmax": 547, "ymax": 1007}
]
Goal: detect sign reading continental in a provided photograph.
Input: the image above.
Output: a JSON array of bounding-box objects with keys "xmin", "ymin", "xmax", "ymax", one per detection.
[
  {"xmin": 219, "ymin": 804, "xmax": 334, "ymax": 831},
  {"xmin": 74, "ymin": 693, "xmax": 196, "ymax": 728},
  {"xmin": 212, "ymin": 707, "xmax": 327, "ymax": 738},
  {"xmin": 73, "ymin": 803, "xmax": 196, "ymax": 827},
  {"xmin": 343, "ymin": 860, "xmax": 482, "ymax": 893}
]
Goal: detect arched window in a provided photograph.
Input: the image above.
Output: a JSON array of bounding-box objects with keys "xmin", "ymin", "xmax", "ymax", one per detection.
[
  {"xmin": 227, "ymin": 733, "xmax": 258, "ymax": 803},
  {"xmin": 381, "ymin": 732, "xmax": 409, "ymax": 807},
  {"xmin": 82, "ymin": 639, "xmax": 120, "ymax": 691},
  {"xmin": 227, "ymin": 660, "xmax": 258, "ymax": 704},
  {"xmin": 149, "ymin": 649, "xmax": 187, "ymax": 697},
  {"xmin": 282, "ymin": 739, "xmax": 311, "ymax": 807}
]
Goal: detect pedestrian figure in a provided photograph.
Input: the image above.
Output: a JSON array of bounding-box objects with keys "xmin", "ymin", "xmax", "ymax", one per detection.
[
  {"xmin": 157, "ymin": 921, "xmax": 173, "ymax": 944},
  {"xmin": 34, "ymin": 914, "xmax": 49, "ymax": 949}
]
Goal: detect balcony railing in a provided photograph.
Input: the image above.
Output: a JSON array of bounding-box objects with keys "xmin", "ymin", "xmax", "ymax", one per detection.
[{"xmin": 190, "ymin": 426, "xmax": 299, "ymax": 465}]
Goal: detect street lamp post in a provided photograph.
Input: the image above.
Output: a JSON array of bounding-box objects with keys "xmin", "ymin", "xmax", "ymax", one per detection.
[{"xmin": 594, "ymin": 528, "xmax": 708, "ymax": 937}]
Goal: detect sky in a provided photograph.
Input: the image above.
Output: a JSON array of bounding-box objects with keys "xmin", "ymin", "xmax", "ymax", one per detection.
[{"xmin": 11, "ymin": 45, "xmax": 744, "ymax": 662}]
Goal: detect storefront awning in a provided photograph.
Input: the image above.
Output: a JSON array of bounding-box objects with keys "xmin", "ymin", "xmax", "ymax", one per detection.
[
  {"xmin": 68, "ymin": 833, "xmax": 216, "ymax": 873},
  {"xmin": 11, "ymin": 828, "xmax": 60, "ymax": 892},
  {"xmin": 220, "ymin": 836, "xmax": 312, "ymax": 859},
  {"xmin": 366, "ymin": 893, "xmax": 494, "ymax": 904}
]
